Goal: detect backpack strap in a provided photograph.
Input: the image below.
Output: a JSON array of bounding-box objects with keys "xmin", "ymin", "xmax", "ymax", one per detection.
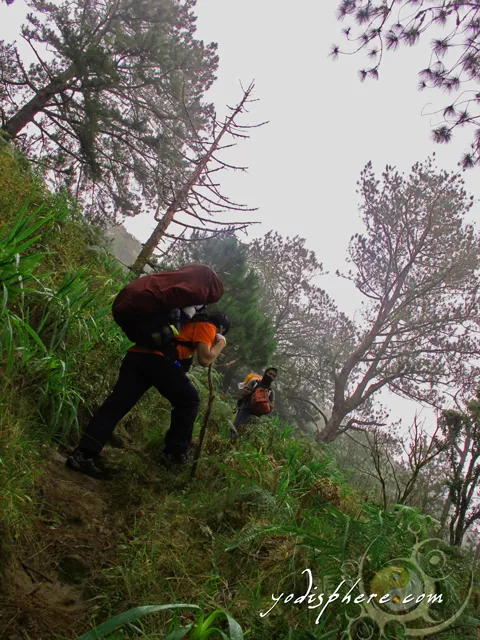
[
  {"xmin": 174, "ymin": 313, "xmax": 215, "ymax": 351},
  {"xmin": 186, "ymin": 312, "xmax": 209, "ymax": 324},
  {"xmin": 242, "ymin": 379, "xmax": 258, "ymax": 395}
]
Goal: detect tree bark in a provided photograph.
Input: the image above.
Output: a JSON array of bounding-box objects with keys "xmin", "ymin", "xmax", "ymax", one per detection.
[
  {"xmin": 130, "ymin": 85, "xmax": 254, "ymax": 276},
  {"xmin": 4, "ymin": 67, "xmax": 75, "ymax": 138},
  {"xmin": 399, "ymin": 470, "xmax": 420, "ymax": 505},
  {"xmin": 317, "ymin": 407, "xmax": 346, "ymax": 443},
  {"xmin": 450, "ymin": 505, "xmax": 467, "ymax": 546},
  {"xmin": 439, "ymin": 494, "xmax": 451, "ymax": 533},
  {"xmin": 131, "ymin": 205, "xmax": 177, "ymax": 277}
]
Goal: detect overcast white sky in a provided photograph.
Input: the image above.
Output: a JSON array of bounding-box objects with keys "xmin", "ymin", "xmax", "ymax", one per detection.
[
  {"xmin": 2, "ymin": 0, "xmax": 479, "ymax": 430},
  {"xmin": 127, "ymin": 0, "xmax": 479, "ymax": 310}
]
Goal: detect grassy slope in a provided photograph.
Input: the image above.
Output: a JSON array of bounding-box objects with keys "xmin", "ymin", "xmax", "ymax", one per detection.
[{"xmin": 0, "ymin": 141, "xmax": 479, "ymax": 640}]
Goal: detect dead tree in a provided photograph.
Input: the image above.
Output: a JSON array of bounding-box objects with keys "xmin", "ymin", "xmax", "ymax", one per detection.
[
  {"xmin": 348, "ymin": 415, "xmax": 451, "ymax": 509},
  {"xmin": 131, "ymin": 83, "xmax": 264, "ymax": 276}
]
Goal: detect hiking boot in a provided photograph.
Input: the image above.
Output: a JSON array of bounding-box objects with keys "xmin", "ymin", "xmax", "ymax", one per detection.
[
  {"xmin": 159, "ymin": 450, "xmax": 194, "ymax": 470},
  {"xmin": 66, "ymin": 450, "xmax": 102, "ymax": 478}
]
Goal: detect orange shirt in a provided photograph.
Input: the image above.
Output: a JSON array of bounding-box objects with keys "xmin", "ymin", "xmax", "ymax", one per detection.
[{"xmin": 128, "ymin": 321, "xmax": 217, "ymax": 361}]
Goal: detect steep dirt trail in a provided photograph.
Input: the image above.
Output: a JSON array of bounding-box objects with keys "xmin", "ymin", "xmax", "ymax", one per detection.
[{"xmin": 0, "ymin": 449, "xmax": 134, "ymax": 640}]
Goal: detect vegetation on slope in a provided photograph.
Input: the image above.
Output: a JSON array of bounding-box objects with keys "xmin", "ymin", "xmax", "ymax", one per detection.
[{"xmin": 0, "ymin": 140, "xmax": 479, "ymax": 640}]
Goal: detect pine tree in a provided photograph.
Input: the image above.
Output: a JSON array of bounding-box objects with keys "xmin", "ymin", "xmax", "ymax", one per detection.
[
  {"xmin": 0, "ymin": 0, "xmax": 218, "ymax": 219},
  {"xmin": 331, "ymin": 0, "xmax": 480, "ymax": 167},
  {"xmin": 320, "ymin": 157, "xmax": 480, "ymax": 443},
  {"xmin": 160, "ymin": 231, "xmax": 276, "ymax": 389},
  {"xmin": 129, "ymin": 84, "xmax": 261, "ymax": 276},
  {"xmin": 248, "ymin": 231, "xmax": 354, "ymax": 429}
]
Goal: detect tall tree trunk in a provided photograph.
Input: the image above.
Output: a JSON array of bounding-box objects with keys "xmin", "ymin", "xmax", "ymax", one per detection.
[
  {"xmin": 4, "ymin": 67, "xmax": 75, "ymax": 138},
  {"xmin": 380, "ymin": 477, "xmax": 388, "ymax": 510},
  {"xmin": 399, "ymin": 470, "xmax": 420, "ymax": 505},
  {"xmin": 131, "ymin": 205, "xmax": 177, "ymax": 277},
  {"xmin": 439, "ymin": 494, "xmax": 451, "ymax": 533},
  {"xmin": 450, "ymin": 506, "xmax": 467, "ymax": 546},
  {"xmin": 454, "ymin": 527, "xmax": 465, "ymax": 546},
  {"xmin": 317, "ymin": 407, "xmax": 346, "ymax": 443},
  {"xmin": 130, "ymin": 86, "xmax": 254, "ymax": 276}
]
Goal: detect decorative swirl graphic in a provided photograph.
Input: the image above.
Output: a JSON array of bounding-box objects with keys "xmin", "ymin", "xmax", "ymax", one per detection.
[{"xmin": 341, "ymin": 532, "xmax": 474, "ymax": 639}]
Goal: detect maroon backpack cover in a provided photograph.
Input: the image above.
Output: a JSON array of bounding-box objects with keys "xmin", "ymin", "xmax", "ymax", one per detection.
[{"xmin": 112, "ymin": 264, "xmax": 224, "ymax": 327}]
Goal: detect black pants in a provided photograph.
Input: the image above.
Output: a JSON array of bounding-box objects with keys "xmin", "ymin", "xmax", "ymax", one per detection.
[{"xmin": 77, "ymin": 351, "xmax": 200, "ymax": 459}]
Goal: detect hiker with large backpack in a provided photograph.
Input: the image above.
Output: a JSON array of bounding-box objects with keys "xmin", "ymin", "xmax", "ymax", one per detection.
[
  {"xmin": 111, "ymin": 263, "xmax": 225, "ymax": 350},
  {"xmin": 231, "ymin": 367, "xmax": 277, "ymax": 439},
  {"xmin": 66, "ymin": 264, "xmax": 229, "ymax": 477}
]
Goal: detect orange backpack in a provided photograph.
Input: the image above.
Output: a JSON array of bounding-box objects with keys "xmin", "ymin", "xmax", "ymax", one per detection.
[
  {"xmin": 250, "ymin": 385, "xmax": 272, "ymax": 415},
  {"xmin": 244, "ymin": 372, "xmax": 262, "ymax": 386}
]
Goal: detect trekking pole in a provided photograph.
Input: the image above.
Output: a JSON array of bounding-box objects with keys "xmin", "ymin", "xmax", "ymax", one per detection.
[{"xmin": 191, "ymin": 364, "xmax": 215, "ymax": 478}]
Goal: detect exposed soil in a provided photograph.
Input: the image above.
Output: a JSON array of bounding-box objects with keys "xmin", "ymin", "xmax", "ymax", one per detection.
[
  {"xmin": 0, "ymin": 436, "xmax": 221, "ymax": 640},
  {"xmin": 0, "ymin": 450, "xmax": 129, "ymax": 640}
]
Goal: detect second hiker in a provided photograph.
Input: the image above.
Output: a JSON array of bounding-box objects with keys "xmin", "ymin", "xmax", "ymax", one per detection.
[{"xmin": 231, "ymin": 367, "xmax": 278, "ymax": 439}]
